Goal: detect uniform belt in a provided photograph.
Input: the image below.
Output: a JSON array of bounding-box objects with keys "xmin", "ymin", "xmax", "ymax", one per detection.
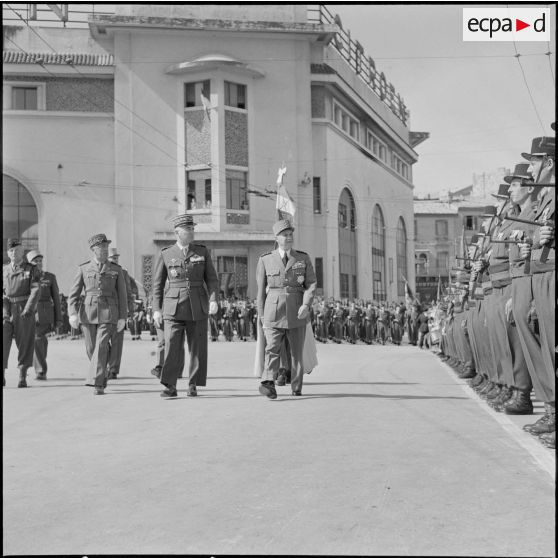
[
  {"xmin": 7, "ymin": 295, "xmax": 29, "ymax": 303},
  {"xmin": 168, "ymin": 281, "xmax": 204, "ymax": 287},
  {"xmin": 85, "ymin": 292, "xmax": 114, "ymax": 298},
  {"xmin": 268, "ymin": 287, "xmax": 304, "ymax": 293},
  {"xmin": 489, "ymin": 262, "xmax": 509, "ymax": 273}
]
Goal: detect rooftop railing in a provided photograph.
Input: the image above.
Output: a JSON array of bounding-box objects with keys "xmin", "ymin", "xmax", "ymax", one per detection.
[
  {"xmin": 2, "ymin": 3, "xmax": 115, "ymax": 27},
  {"xmin": 307, "ymin": 4, "xmax": 409, "ymax": 125}
]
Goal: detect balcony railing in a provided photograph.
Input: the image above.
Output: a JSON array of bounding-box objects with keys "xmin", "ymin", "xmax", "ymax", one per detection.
[
  {"xmin": 307, "ymin": 4, "xmax": 409, "ymax": 125},
  {"xmin": 2, "ymin": 4, "xmax": 116, "ymax": 28}
]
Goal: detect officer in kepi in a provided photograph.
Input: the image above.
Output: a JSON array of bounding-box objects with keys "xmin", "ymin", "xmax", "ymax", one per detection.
[
  {"xmin": 3, "ymin": 238, "xmax": 40, "ymax": 388},
  {"xmin": 256, "ymin": 219, "xmax": 316, "ymax": 399},
  {"xmin": 68, "ymin": 234, "xmax": 128, "ymax": 395},
  {"xmin": 152, "ymin": 214, "xmax": 219, "ymax": 398},
  {"xmin": 27, "ymin": 249, "xmax": 62, "ymax": 380}
]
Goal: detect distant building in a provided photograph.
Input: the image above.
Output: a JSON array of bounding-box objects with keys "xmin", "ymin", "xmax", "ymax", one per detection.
[
  {"xmin": 413, "ymin": 198, "xmax": 492, "ymax": 303},
  {"xmin": 3, "ymin": 4, "xmax": 426, "ymax": 301}
]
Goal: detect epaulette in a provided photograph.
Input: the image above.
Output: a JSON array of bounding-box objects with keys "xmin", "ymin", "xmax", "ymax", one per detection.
[
  {"xmin": 259, "ymin": 251, "xmax": 272, "ymax": 258},
  {"xmin": 193, "ymin": 243, "xmax": 206, "ymax": 248},
  {"xmin": 79, "ymin": 260, "xmax": 91, "ymax": 266},
  {"xmin": 161, "ymin": 245, "xmax": 173, "ymax": 251},
  {"xmin": 296, "ymin": 250, "xmax": 308, "ymax": 255},
  {"xmin": 110, "ymin": 261, "xmax": 122, "ymax": 267}
]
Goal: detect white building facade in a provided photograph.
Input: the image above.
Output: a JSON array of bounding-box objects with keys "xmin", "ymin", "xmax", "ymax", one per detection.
[{"xmin": 3, "ymin": 4, "xmax": 420, "ymax": 302}]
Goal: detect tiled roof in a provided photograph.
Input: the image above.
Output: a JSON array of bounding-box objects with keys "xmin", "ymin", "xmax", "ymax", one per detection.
[
  {"xmin": 3, "ymin": 50, "xmax": 114, "ymax": 66},
  {"xmin": 414, "ymin": 201, "xmax": 458, "ymax": 215}
]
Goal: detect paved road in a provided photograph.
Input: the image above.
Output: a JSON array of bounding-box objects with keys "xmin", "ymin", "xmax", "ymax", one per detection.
[{"xmin": 3, "ymin": 335, "xmax": 555, "ymax": 556}]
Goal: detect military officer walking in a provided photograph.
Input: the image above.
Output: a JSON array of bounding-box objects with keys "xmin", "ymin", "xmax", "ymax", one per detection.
[
  {"xmin": 68, "ymin": 234, "xmax": 127, "ymax": 395},
  {"xmin": 26, "ymin": 249, "xmax": 61, "ymax": 380},
  {"xmin": 256, "ymin": 219, "xmax": 317, "ymax": 399},
  {"xmin": 3, "ymin": 238, "xmax": 41, "ymax": 387},
  {"xmin": 152, "ymin": 214, "xmax": 219, "ymax": 398},
  {"xmin": 106, "ymin": 247, "xmax": 134, "ymax": 379}
]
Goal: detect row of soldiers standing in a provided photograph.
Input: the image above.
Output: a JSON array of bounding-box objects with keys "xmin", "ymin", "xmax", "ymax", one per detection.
[
  {"xmin": 311, "ymin": 298, "xmax": 430, "ymax": 346},
  {"xmin": 436, "ymin": 128, "xmax": 555, "ymax": 450}
]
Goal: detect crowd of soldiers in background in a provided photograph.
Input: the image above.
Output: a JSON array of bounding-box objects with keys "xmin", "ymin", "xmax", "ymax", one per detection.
[
  {"xmin": 45, "ymin": 292, "xmax": 437, "ymax": 348},
  {"xmin": 426, "ymin": 128, "xmax": 555, "ymax": 451}
]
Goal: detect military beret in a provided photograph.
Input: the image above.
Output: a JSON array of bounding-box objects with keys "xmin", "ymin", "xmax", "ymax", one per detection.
[
  {"xmin": 273, "ymin": 219, "xmax": 294, "ymax": 236},
  {"xmin": 7, "ymin": 238, "xmax": 21, "ymax": 249},
  {"xmin": 171, "ymin": 214, "xmax": 196, "ymax": 228},
  {"xmin": 88, "ymin": 233, "xmax": 111, "ymax": 249},
  {"xmin": 26, "ymin": 249, "xmax": 43, "ymax": 263},
  {"xmin": 521, "ymin": 136, "xmax": 555, "ymax": 161}
]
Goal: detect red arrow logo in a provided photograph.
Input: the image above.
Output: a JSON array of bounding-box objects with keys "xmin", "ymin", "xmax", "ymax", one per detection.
[{"xmin": 516, "ymin": 19, "xmax": 530, "ymax": 31}]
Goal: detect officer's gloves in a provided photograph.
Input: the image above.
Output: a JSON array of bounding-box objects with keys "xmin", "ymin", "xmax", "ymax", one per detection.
[
  {"xmin": 117, "ymin": 319, "xmax": 125, "ymax": 332},
  {"xmin": 153, "ymin": 311, "xmax": 162, "ymax": 328},
  {"xmin": 69, "ymin": 314, "xmax": 80, "ymax": 330},
  {"xmin": 209, "ymin": 301, "xmax": 218, "ymax": 315},
  {"xmin": 297, "ymin": 304, "xmax": 309, "ymax": 320}
]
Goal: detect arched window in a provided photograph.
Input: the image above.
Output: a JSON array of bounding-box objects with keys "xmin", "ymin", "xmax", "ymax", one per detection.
[
  {"xmin": 338, "ymin": 188, "xmax": 357, "ymax": 299},
  {"xmin": 3, "ymin": 174, "xmax": 38, "ymax": 262},
  {"xmin": 371, "ymin": 205, "xmax": 386, "ymax": 302},
  {"xmin": 396, "ymin": 217, "xmax": 408, "ymax": 297}
]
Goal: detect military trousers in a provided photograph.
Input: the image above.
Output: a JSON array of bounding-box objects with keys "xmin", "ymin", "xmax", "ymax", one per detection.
[
  {"xmin": 33, "ymin": 322, "xmax": 52, "ymax": 375},
  {"xmin": 532, "ymin": 271, "xmax": 555, "ymax": 379},
  {"xmin": 161, "ymin": 318, "xmax": 208, "ymax": 388},
  {"xmin": 3, "ymin": 301, "xmax": 35, "ymax": 372},
  {"xmin": 107, "ymin": 327, "xmax": 125, "ymax": 376},
  {"xmin": 531, "ymin": 271, "xmax": 556, "ymax": 402},
  {"xmin": 510, "ymin": 276, "xmax": 550, "ymax": 400},
  {"xmin": 81, "ymin": 322, "xmax": 116, "ymax": 388},
  {"xmin": 154, "ymin": 322, "xmax": 184, "ymax": 372},
  {"xmin": 262, "ymin": 325, "xmax": 306, "ymax": 393},
  {"xmin": 486, "ymin": 285, "xmax": 530, "ymax": 390}
]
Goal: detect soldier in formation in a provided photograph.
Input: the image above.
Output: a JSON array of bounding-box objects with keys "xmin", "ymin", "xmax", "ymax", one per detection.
[{"xmin": 437, "ymin": 128, "xmax": 555, "ymax": 449}]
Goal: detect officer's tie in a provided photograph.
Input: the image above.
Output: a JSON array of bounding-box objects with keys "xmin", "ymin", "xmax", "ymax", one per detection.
[{"xmin": 282, "ymin": 253, "xmax": 288, "ymax": 267}]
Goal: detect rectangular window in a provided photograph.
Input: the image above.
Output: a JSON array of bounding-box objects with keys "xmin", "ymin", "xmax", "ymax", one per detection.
[
  {"xmin": 351, "ymin": 275, "xmax": 358, "ymax": 298},
  {"xmin": 350, "ymin": 120, "xmax": 359, "ymax": 140},
  {"xmin": 226, "ymin": 169, "xmax": 249, "ymax": 211},
  {"xmin": 12, "ymin": 86, "xmax": 38, "ymax": 110},
  {"xmin": 340, "ymin": 273, "xmax": 349, "ymax": 299},
  {"xmin": 435, "ymin": 220, "xmax": 448, "ymax": 238},
  {"xmin": 464, "ymin": 215, "xmax": 477, "ymax": 230},
  {"xmin": 225, "ymin": 81, "xmax": 247, "ymax": 109},
  {"xmin": 333, "ymin": 100, "xmax": 359, "ymax": 141},
  {"xmin": 315, "ymin": 257, "xmax": 323, "ymax": 289},
  {"xmin": 379, "ymin": 144, "xmax": 387, "ymax": 162},
  {"xmin": 205, "ymin": 179, "xmax": 212, "ymax": 208},
  {"xmin": 184, "ymin": 80, "xmax": 210, "ymax": 108},
  {"xmin": 186, "ymin": 168, "xmax": 211, "ymax": 210},
  {"xmin": 436, "ymin": 251, "xmax": 449, "ymax": 271},
  {"xmin": 313, "ymin": 177, "xmax": 321, "ymax": 214}
]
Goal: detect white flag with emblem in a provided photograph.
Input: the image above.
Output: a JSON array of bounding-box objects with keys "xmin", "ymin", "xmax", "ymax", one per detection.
[{"xmin": 275, "ymin": 164, "xmax": 295, "ymax": 218}]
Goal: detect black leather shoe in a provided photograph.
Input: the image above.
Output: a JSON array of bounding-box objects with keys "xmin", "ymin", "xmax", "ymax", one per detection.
[
  {"xmin": 35, "ymin": 373, "xmax": 47, "ymax": 381},
  {"xmin": 187, "ymin": 384, "xmax": 197, "ymax": 397},
  {"xmin": 504, "ymin": 389, "xmax": 533, "ymax": 415},
  {"xmin": 259, "ymin": 381, "xmax": 277, "ymax": 399},
  {"xmin": 458, "ymin": 367, "xmax": 476, "ymax": 380},
  {"xmin": 539, "ymin": 431, "xmax": 555, "ymax": 449},
  {"xmin": 108, "ymin": 372, "xmax": 118, "ymax": 380},
  {"xmin": 275, "ymin": 374, "xmax": 286, "ymax": 386},
  {"xmin": 469, "ymin": 374, "xmax": 485, "ymax": 387},
  {"xmin": 523, "ymin": 409, "xmax": 555, "ymax": 435},
  {"xmin": 484, "ymin": 384, "xmax": 503, "ymax": 400},
  {"xmin": 151, "ymin": 366, "xmax": 161, "ymax": 379},
  {"xmin": 292, "ymin": 390, "xmax": 302, "ymax": 396},
  {"xmin": 94, "ymin": 386, "xmax": 105, "ymax": 395},
  {"xmin": 161, "ymin": 386, "xmax": 178, "ymax": 398}
]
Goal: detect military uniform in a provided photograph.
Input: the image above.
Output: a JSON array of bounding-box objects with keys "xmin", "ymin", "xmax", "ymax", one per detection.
[
  {"xmin": 256, "ymin": 221, "xmax": 316, "ymax": 396},
  {"xmin": 32, "ymin": 266, "xmax": 61, "ymax": 379},
  {"xmin": 68, "ymin": 236, "xmax": 128, "ymax": 389},
  {"xmin": 3, "ymin": 239, "xmax": 41, "ymax": 387},
  {"xmin": 152, "ymin": 240, "xmax": 219, "ymax": 391},
  {"xmin": 106, "ymin": 249, "xmax": 135, "ymax": 379}
]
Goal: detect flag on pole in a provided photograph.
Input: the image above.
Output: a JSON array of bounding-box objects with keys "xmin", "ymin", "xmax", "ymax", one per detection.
[
  {"xmin": 275, "ymin": 164, "xmax": 296, "ymax": 219},
  {"xmin": 200, "ymin": 91, "xmax": 211, "ymax": 120},
  {"xmin": 436, "ymin": 274, "xmax": 442, "ymax": 303}
]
